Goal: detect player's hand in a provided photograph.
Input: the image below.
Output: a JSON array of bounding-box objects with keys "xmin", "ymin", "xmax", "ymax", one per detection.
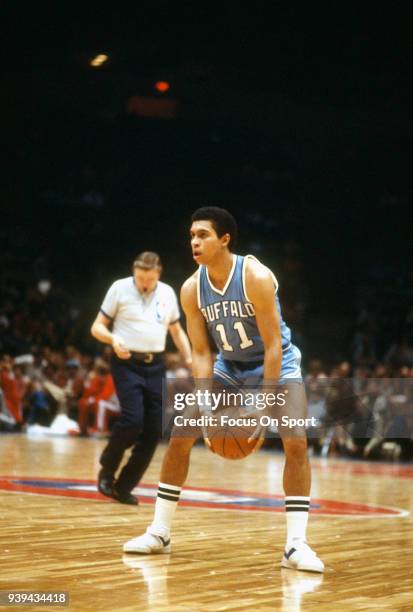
[
  {"xmin": 201, "ymin": 426, "xmax": 212, "ymax": 448},
  {"xmin": 247, "ymin": 423, "xmax": 266, "ymax": 446},
  {"xmin": 112, "ymin": 335, "xmax": 131, "ymax": 359}
]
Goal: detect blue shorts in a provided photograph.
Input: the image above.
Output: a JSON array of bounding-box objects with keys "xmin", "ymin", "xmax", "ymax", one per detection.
[
  {"xmin": 212, "ymin": 344, "xmax": 307, "ymax": 436},
  {"xmin": 213, "ymin": 343, "xmax": 303, "ymax": 388}
]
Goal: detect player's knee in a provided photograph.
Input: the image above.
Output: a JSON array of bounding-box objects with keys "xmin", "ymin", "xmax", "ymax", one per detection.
[
  {"xmin": 283, "ymin": 437, "xmax": 308, "ymax": 461},
  {"xmin": 168, "ymin": 436, "xmax": 197, "ymax": 455}
]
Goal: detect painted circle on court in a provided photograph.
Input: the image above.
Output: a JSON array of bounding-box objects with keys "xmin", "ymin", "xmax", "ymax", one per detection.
[{"xmin": 0, "ymin": 476, "xmax": 408, "ymax": 517}]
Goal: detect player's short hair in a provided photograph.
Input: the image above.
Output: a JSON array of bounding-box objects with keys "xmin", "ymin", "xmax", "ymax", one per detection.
[
  {"xmin": 191, "ymin": 206, "xmax": 238, "ymax": 250},
  {"xmin": 132, "ymin": 251, "xmax": 162, "ymax": 272}
]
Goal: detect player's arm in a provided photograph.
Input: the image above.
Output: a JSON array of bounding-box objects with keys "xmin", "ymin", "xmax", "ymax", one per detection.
[
  {"xmin": 168, "ymin": 321, "xmax": 192, "ymax": 369},
  {"xmin": 245, "ymin": 260, "xmax": 282, "ymax": 382},
  {"xmin": 90, "ymin": 312, "xmax": 131, "ymax": 359},
  {"xmin": 180, "ymin": 273, "xmax": 213, "ymax": 379}
]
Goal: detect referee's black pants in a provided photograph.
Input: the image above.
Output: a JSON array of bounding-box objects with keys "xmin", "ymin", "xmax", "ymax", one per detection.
[{"xmin": 99, "ymin": 355, "xmax": 165, "ymax": 495}]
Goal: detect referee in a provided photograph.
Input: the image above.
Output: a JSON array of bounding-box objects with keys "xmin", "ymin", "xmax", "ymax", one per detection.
[{"xmin": 91, "ymin": 251, "xmax": 191, "ymax": 505}]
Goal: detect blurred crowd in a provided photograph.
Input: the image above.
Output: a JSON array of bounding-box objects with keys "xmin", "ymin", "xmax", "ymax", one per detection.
[
  {"xmin": 0, "ymin": 347, "xmax": 190, "ymax": 437},
  {"xmin": 304, "ymin": 358, "xmax": 413, "ymax": 461},
  {"xmin": 1, "ymin": 341, "xmax": 413, "ymax": 461}
]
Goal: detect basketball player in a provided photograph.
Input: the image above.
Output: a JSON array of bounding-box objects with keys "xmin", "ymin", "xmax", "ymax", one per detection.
[{"xmin": 123, "ymin": 209, "xmax": 324, "ymax": 572}]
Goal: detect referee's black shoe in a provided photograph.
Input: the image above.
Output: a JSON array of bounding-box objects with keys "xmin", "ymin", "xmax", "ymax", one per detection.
[
  {"xmin": 112, "ymin": 486, "xmax": 139, "ymax": 506},
  {"xmin": 97, "ymin": 469, "xmax": 115, "ymax": 498}
]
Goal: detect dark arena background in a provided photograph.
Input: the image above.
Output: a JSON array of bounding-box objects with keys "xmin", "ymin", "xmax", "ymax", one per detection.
[{"xmin": 1, "ymin": 3, "xmax": 412, "ymax": 611}]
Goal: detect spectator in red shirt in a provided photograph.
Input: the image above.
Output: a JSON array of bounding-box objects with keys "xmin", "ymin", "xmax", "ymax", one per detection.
[
  {"xmin": 78, "ymin": 358, "xmax": 116, "ymax": 435},
  {"xmin": 0, "ymin": 355, "xmax": 23, "ymax": 425}
]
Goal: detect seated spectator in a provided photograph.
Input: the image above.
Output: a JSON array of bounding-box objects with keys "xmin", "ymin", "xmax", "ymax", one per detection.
[
  {"xmin": 0, "ymin": 355, "xmax": 23, "ymax": 428},
  {"xmin": 63, "ymin": 357, "xmax": 86, "ymax": 420},
  {"xmin": 26, "ymin": 379, "xmax": 51, "ymax": 425},
  {"xmin": 96, "ymin": 394, "xmax": 120, "ymax": 435},
  {"xmin": 78, "ymin": 358, "xmax": 116, "ymax": 435},
  {"xmin": 0, "ymin": 387, "xmax": 17, "ymax": 429},
  {"xmin": 336, "ymin": 398, "xmax": 376, "ymax": 458}
]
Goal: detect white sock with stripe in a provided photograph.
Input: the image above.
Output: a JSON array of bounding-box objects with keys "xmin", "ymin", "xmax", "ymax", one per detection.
[
  {"xmin": 285, "ymin": 496, "xmax": 310, "ymax": 546},
  {"xmin": 150, "ymin": 482, "xmax": 181, "ymax": 536}
]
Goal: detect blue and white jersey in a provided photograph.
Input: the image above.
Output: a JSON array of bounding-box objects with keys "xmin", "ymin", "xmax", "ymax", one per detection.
[{"xmin": 197, "ymin": 255, "xmax": 291, "ymax": 362}]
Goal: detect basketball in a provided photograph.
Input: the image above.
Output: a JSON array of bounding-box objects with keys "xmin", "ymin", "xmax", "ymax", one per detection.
[{"xmin": 203, "ymin": 405, "xmax": 265, "ymax": 460}]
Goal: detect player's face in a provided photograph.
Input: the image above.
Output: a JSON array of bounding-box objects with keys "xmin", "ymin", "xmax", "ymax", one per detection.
[
  {"xmin": 133, "ymin": 268, "xmax": 161, "ymax": 294},
  {"xmin": 190, "ymin": 220, "xmax": 229, "ymax": 264}
]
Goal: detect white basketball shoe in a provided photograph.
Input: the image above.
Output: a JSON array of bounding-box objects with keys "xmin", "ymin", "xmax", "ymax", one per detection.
[
  {"xmin": 123, "ymin": 528, "xmax": 171, "ymax": 554},
  {"xmin": 281, "ymin": 540, "xmax": 324, "ymax": 573}
]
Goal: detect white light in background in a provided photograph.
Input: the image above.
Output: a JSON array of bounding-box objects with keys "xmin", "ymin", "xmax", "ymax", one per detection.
[{"xmin": 90, "ymin": 54, "xmax": 109, "ymax": 67}]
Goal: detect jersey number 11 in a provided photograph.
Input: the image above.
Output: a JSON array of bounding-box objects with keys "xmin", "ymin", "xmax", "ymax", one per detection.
[{"xmin": 215, "ymin": 322, "xmax": 253, "ymax": 352}]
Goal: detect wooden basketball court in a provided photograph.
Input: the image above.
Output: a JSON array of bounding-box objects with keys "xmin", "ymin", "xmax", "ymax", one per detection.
[{"xmin": 0, "ymin": 434, "xmax": 412, "ymax": 611}]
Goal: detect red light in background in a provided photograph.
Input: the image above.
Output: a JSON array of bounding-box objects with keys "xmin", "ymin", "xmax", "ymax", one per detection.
[{"xmin": 155, "ymin": 81, "xmax": 170, "ymax": 93}]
